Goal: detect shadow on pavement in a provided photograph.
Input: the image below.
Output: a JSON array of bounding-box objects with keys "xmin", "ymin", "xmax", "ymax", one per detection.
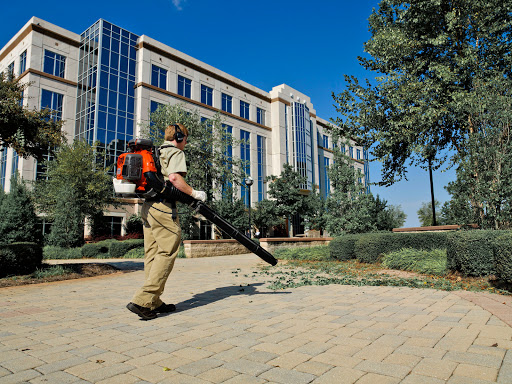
[{"xmin": 165, "ymin": 283, "xmax": 289, "ymax": 315}]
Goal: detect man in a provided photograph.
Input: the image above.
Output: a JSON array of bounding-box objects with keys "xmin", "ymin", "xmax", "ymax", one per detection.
[{"xmin": 127, "ymin": 123, "xmax": 206, "ymax": 320}]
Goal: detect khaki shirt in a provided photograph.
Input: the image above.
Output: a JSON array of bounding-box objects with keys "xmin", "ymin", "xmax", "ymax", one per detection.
[{"xmin": 159, "ymin": 141, "xmax": 187, "ymax": 178}]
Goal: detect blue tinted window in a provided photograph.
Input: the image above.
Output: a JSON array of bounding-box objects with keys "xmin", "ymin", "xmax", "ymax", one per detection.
[
  {"xmin": 324, "ymin": 157, "xmax": 330, "ymax": 198},
  {"xmin": 151, "ymin": 65, "xmax": 167, "ymax": 90},
  {"xmin": 240, "ymin": 129, "xmax": 251, "ymax": 206},
  {"xmin": 256, "ymin": 107, "xmax": 265, "ymax": 125},
  {"xmin": 43, "ymin": 50, "xmax": 66, "ymax": 78},
  {"xmin": 323, "ymin": 135, "xmax": 328, "ymax": 148},
  {"xmin": 201, "ymin": 85, "xmax": 213, "ymax": 106},
  {"xmin": 19, "ymin": 50, "xmax": 27, "ymax": 74},
  {"xmin": 356, "ymin": 149, "xmax": 361, "ymax": 160},
  {"xmin": 11, "ymin": 151, "xmax": 19, "ymax": 179},
  {"xmin": 240, "ymin": 101, "xmax": 250, "ymax": 120},
  {"xmin": 349, "ymin": 146, "xmax": 354, "ymax": 158},
  {"xmin": 177, "ymin": 75, "xmax": 191, "ymax": 98},
  {"xmin": 1, "ymin": 150, "xmax": 8, "ymax": 187},
  {"xmin": 41, "ymin": 89, "xmax": 63, "ymax": 121},
  {"xmin": 257, "ymin": 135, "xmax": 266, "ymax": 201},
  {"xmin": 221, "ymin": 93, "xmax": 232, "ymax": 113}
]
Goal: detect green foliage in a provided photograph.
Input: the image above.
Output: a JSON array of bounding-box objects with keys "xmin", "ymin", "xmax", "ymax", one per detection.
[
  {"xmin": 212, "ymin": 195, "xmax": 249, "ymax": 237},
  {"xmin": 43, "ymin": 246, "xmax": 82, "ymax": 260},
  {"xmin": 0, "ymin": 242, "xmax": 43, "ymax": 277},
  {"xmin": 417, "ymin": 200, "xmax": 446, "ymax": 227},
  {"xmin": 382, "ymin": 248, "xmax": 447, "ymax": 276},
  {"xmin": 0, "ymin": 177, "xmax": 42, "ymax": 244},
  {"xmin": 267, "ymin": 163, "xmax": 313, "ymax": 220},
  {"xmin": 252, "ymin": 199, "xmax": 283, "ymax": 238},
  {"xmin": 329, "ymin": 234, "xmax": 361, "ymax": 261},
  {"xmin": 81, "ymin": 240, "xmax": 112, "ymax": 258},
  {"xmin": 32, "ymin": 265, "xmax": 72, "ymax": 279},
  {"xmin": 141, "ymin": 103, "xmax": 246, "ymax": 203},
  {"xmin": 333, "ymin": 0, "xmax": 512, "ymax": 188},
  {"xmin": 446, "ymin": 230, "xmax": 503, "ymax": 277},
  {"xmin": 0, "ymin": 72, "xmax": 65, "ymax": 160},
  {"xmin": 494, "ymin": 233, "xmax": 512, "ymax": 283},
  {"xmin": 273, "ymin": 246, "xmax": 331, "ymax": 261},
  {"xmin": 123, "ymin": 247, "xmax": 145, "ymax": 259},
  {"xmin": 355, "ymin": 232, "xmax": 449, "ymax": 264},
  {"xmin": 34, "ymin": 140, "xmax": 117, "ymax": 247},
  {"xmin": 108, "ymin": 239, "xmax": 144, "ymax": 258},
  {"xmin": 125, "ymin": 214, "xmax": 143, "ymax": 234}
]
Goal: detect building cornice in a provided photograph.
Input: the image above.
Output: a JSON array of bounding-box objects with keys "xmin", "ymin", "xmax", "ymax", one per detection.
[
  {"xmin": 19, "ymin": 68, "xmax": 78, "ymax": 87},
  {"xmin": 270, "ymin": 97, "xmax": 291, "ymax": 106},
  {"xmin": 137, "ymin": 41, "xmax": 272, "ymax": 104},
  {"xmin": 135, "ymin": 82, "xmax": 272, "ymax": 131},
  {"xmin": 0, "ymin": 23, "xmax": 80, "ymax": 62}
]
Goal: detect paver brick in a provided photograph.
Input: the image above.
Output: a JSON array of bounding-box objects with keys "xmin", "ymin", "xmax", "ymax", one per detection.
[
  {"xmin": 356, "ymin": 372, "xmax": 401, "ymax": 383},
  {"xmin": 196, "ymin": 366, "xmax": 239, "ymax": 383},
  {"xmin": 452, "ymin": 363, "xmax": 499, "ymax": 381},
  {"xmin": 354, "ymin": 360, "xmax": 412, "ymax": 379},
  {"xmin": 259, "ymin": 366, "xmax": 316, "ymax": 384},
  {"xmin": 311, "ymin": 366, "xmax": 365, "ymax": 384},
  {"xmin": 411, "ymin": 357, "xmax": 457, "ymax": 380},
  {"xmin": 175, "ymin": 358, "xmax": 224, "ymax": 376}
]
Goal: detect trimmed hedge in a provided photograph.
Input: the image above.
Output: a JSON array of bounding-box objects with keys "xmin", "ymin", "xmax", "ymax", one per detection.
[
  {"xmin": 354, "ymin": 232, "xmax": 449, "ymax": 263},
  {"xmin": 0, "ymin": 242, "xmax": 43, "ymax": 277},
  {"xmin": 274, "ymin": 246, "xmax": 331, "ymax": 261},
  {"xmin": 446, "ymin": 230, "xmax": 504, "ymax": 277},
  {"xmin": 43, "ymin": 246, "xmax": 82, "ymax": 260},
  {"xmin": 494, "ymin": 233, "xmax": 512, "ymax": 283},
  {"xmin": 109, "ymin": 239, "xmax": 144, "ymax": 258},
  {"xmin": 329, "ymin": 234, "xmax": 359, "ymax": 261},
  {"xmin": 81, "ymin": 240, "xmax": 113, "ymax": 258}
]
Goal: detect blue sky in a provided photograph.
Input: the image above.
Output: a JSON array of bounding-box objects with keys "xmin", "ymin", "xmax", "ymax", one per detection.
[{"xmin": 1, "ymin": 0, "xmax": 456, "ymax": 227}]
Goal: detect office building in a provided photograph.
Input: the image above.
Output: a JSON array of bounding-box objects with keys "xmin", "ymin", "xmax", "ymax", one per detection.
[{"xmin": 0, "ymin": 17, "xmax": 369, "ymax": 237}]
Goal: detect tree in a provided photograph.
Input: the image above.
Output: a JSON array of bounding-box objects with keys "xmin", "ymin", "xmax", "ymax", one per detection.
[
  {"xmin": 0, "ymin": 73, "xmax": 65, "ymax": 160},
  {"xmin": 252, "ymin": 199, "xmax": 284, "ymax": 238},
  {"xmin": 385, "ymin": 204, "xmax": 407, "ymax": 229},
  {"xmin": 370, "ymin": 195, "xmax": 407, "ymax": 230},
  {"xmin": 417, "ymin": 200, "xmax": 446, "ymax": 227},
  {"xmin": 333, "ymin": 0, "xmax": 512, "ymax": 189},
  {"xmin": 33, "ymin": 140, "xmax": 116, "ymax": 247},
  {"xmin": 212, "ymin": 195, "xmax": 249, "ymax": 238},
  {"xmin": 0, "ymin": 176, "xmax": 41, "ymax": 244}
]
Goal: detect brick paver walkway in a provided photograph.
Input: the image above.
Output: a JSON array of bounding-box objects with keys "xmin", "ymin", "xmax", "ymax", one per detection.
[{"xmin": 1, "ymin": 255, "xmax": 511, "ymax": 383}]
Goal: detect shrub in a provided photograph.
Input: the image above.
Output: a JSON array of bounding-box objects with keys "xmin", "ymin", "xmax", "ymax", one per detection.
[
  {"xmin": 330, "ymin": 234, "xmax": 361, "ymax": 261},
  {"xmin": 493, "ymin": 232, "xmax": 512, "ymax": 283},
  {"xmin": 446, "ymin": 230, "xmax": 504, "ymax": 276},
  {"xmin": 109, "ymin": 239, "xmax": 144, "ymax": 258},
  {"xmin": 382, "ymin": 248, "xmax": 447, "ymax": 276},
  {"xmin": 81, "ymin": 239, "xmax": 114, "ymax": 258},
  {"xmin": 355, "ymin": 232, "xmax": 449, "ymax": 263},
  {"xmin": 123, "ymin": 247, "xmax": 145, "ymax": 258},
  {"xmin": 273, "ymin": 246, "xmax": 331, "ymax": 261},
  {"xmin": 43, "ymin": 246, "xmax": 82, "ymax": 260},
  {"xmin": 0, "ymin": 242, "xmax": 43, "ymax": 277}
]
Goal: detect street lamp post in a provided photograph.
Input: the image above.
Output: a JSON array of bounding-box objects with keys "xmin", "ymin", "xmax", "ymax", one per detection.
[{"xmin": 245, "ymin": 177, "xmax": 254, "ymax": 238}]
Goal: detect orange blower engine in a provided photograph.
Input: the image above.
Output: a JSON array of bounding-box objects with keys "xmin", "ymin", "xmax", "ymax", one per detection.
[{"xmin": 112, "ymin": 139, "xmax": 158, "ymax": 197}]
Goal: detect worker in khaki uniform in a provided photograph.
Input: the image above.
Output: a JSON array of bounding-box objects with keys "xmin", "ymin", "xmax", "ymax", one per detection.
[{"xmin": 127, "ymin": 123, "xmax": 206, "ymax": 320}]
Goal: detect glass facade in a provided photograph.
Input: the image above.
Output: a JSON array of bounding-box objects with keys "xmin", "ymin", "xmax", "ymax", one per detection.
[
  {"xmin": 19, "ymin": 50, "xmax": 27, "ymax": 74},
  {"xmin": 240, "ymin": 101, "xmax": 249, "ymax": 119},
  {"xmin": 222, "ymin": 124, "xmax": 233, "ymax": 197},
  {"xmin": 178, "ymin": 75, "xmax": 191, "ymax": 98},
  {"xmin": 7, "ymin": 61, "xmax": 14, "ymax": 78},
  {"xmin": 75, "ymin": 20, "xmax": 138, "ymax": 170},
  {"xmin": 349, "ymin": 146, "xmax": 353, "ymax": 158},
  {"xmin": 201, "ymin": 84, "xmax": 213, "ymax": 106},
  {"xmin": 222, "ymin": 93, "xmax": 232, "ymax": 113},
  {"xmin": 257, "ymin": 135, "xmax": 266, "ymax": 201},
  {"xmin": 292, "ymin": 102, "xmax": 313, "ymax": 190},
  {"xmin": 151, "ymin": 65, "xmax": 167, "ymax": 90},
  {"xmin": 43, "ymin": 50, "xmax": 66, "ymax": 78},
  {"xmin": 323, "ymin": 134, "xmax": 328, "ymax": 148},
  {"xmin": 323, "ymin": 157, "xmax": 330, "ymax": 198},
  {"xmin": 41, "ymin": 89, "xmax": 63, "ymax": 121},
  {"xmin": 11, "ymin": 151, "xmax": 18, "ymax": 179},
  {"xmin": 240, "ymin": 129, "xmax": 250, "ymax": 205}
]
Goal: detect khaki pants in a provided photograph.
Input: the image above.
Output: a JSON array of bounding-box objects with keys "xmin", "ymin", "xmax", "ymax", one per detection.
[{"xmin": 131, "ymin": 201, "xmax": 181, "ymax": 310}]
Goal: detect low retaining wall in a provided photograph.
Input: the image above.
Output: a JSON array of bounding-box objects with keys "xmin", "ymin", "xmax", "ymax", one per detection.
[
  {"xmin": 183, "ymin": 239, "xmax": 250, "ymax": 258},
  {"xmin": 260, "ymin": 237, "xmax": 333, "ymax": 254},
  {"xmin": 392, "ymin": 225, "xmax": 460, "ymax": 233}
]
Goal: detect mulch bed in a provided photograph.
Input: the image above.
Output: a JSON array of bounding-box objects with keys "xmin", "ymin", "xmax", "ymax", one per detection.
[{"xmin": 0, "ymin": 263, "xmax": 121, "ymax": 288}]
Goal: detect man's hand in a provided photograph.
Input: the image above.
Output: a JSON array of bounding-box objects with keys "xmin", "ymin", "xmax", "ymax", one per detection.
[{"xmin": 191, "ymin": 190, "xmax": 207, "ymax": 202}]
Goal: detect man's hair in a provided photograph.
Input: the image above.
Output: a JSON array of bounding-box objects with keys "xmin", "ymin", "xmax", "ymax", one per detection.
[{"xmin": 164, "ymin": 123, "xmax": 189, "ymax": 141}]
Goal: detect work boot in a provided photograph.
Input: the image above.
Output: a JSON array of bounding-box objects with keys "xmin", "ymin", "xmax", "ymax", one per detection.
[
  {"xmin": 126, "ymin": 302, "xmax": 157, "ymax": 320},
  {"xmin": 155, "ymin": 302, "xmax": 176, "ymax": 313}
]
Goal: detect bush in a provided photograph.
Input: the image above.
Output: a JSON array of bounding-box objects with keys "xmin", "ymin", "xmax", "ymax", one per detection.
[
  {"xmin": 0, "ymin": 242, "xmax": 43, "ymax": 277},
  {"xmin": 274, "ymin": 246, "xmax": 331, "ymax": 261},
  {"xmin": 109, "ymin": 239, "xmax": 144, "ymax": 258},
  {"xmin": 493, "ymin": 233, "xmax": 512, "ymax": 283},
  {"xmin": 446, "ymin": 230, "xmax": 504, "ymax": 276},
  {"xmin": 123, "ymin": 247, "xmax": 145, "ymax": 258},
  {"xmin": 355, "ymin": 232, "xmax": 449, "ymax": 263},
  {"xmin": 330, "ymin": 234, "xmax": 361, "ymax": 261},
  {"xmin": 43, "ymin": 246, "xmax": 82, "ymax": 260},
  {"xmin": 382, "ymin": 248, "xmax": 447, "ymax": 276},
  {"xmin": 81, "ymin": 240, "xmax": 114, "ymax": 258}
]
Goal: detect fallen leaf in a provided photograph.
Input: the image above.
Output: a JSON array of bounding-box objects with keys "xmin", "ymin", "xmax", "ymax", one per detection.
[
  {"xmin": 163, "ymin": 367, "xmax": 172, "ymax": 371},
  {"xmin": 96, "ymin": 360, "xmax": 105, "ymax": 364},
  {"xmin": 491, "ymin": 343, "xmax": 498, "ymax": 347}
]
